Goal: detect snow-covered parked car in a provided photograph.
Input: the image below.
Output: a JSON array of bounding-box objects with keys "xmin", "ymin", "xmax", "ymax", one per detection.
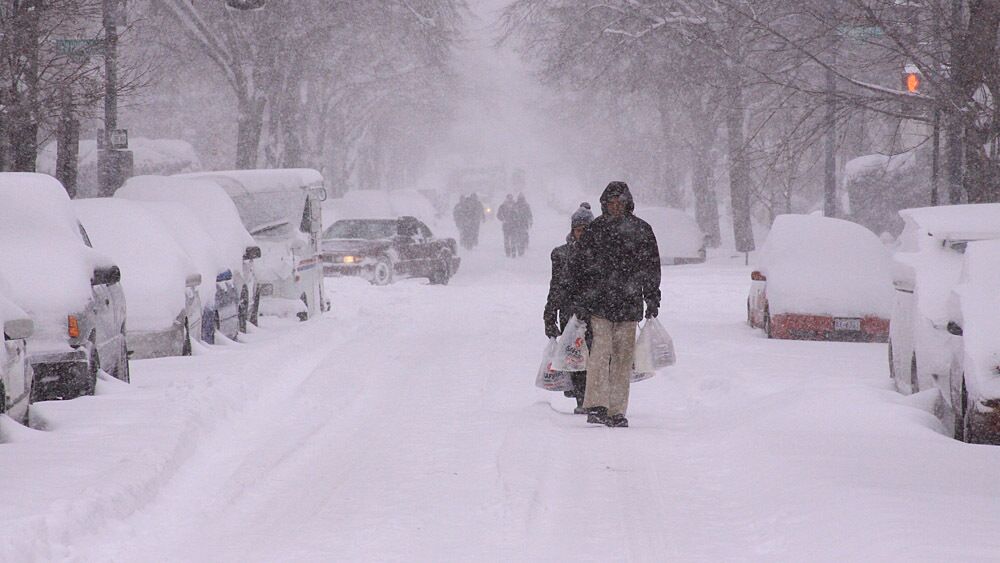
[
  {"xmin": 73, "ymin": 198, "xmax": 204, "ymax": 359},
  {"xmin": 1, "ymin": 274, "xmax": 34, "ymax": 423},
  {"xmin": 0, "ymin": 173, "xmax": 128, "ymax": 401},
  {"xmin": 121, "ymin": 200, "xmax": 239, "ymax": 344},
  {"xmin": 943, "ymin": 239, "xmax": 1000, "ymax": 444},
  {"xmin": 635, "ymin": 207, "xmax": 706, "ymax": 265},
  {"xmin": 116, "ymin": 175, "xmax": 260, "ymax": 331},
  {"xmin": 748, "ymin": 214, "xmax": 892, "ymax": 342},
  {"xmin": 176, "ymin": 169, "xmax": 327, "ymax": 321},
  {"xmin": 889, "ymin": 204, "xmax": 1000, "ymax": 400}
]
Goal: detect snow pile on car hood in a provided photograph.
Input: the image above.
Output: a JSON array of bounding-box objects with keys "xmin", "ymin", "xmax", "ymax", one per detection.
[
  {"xmin": 759, "ymin": 214, "xmax": 892, "ymax": 317},
  {"xmin": 951, "ymin": 240, "xmax": 1000, "ymax": 402},
  {"xmin": 635, "ymin": 207, "xmax": 704, "ymax": 260},
  {"xmin": 117, "ymin": 175, "xmax": 255, "ymax": 275},
  {"xmin": 73, "ymin": 198, "xmax": 198, "ymax": 332},
  {"xmin": 0, "ymin": 173, "xmax": 112, "ymax": 317}
]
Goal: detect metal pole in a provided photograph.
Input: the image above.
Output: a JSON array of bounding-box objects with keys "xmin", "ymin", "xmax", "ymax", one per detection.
[
  {"xmin": 824, "ymin": 64, "xmax": 837, "ymax": 217},
  {"xmin": 931, "ymin": 108, "xmax": 941, "ymax": 205},
  {"xmin": 103, "ymin": 0, "xmax": 117, "ymax": 132}
]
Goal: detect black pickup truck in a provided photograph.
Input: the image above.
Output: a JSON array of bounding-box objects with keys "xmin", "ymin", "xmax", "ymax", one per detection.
[{"xmin": 321, "ymin": 216, "xmax": 460, "ymax": 285}]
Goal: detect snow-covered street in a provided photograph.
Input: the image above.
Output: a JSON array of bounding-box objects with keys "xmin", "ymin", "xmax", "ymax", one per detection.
[{"xmin": 3, "ymin": 214, "xmax": 999, "ymax": 562}]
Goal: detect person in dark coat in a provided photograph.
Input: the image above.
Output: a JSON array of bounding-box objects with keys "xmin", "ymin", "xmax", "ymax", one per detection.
[
  {"xmin": 467, "ymin": 192, "xmax": 486, "ymax": 247},
  {"xmin": 453, "ymin": 195, "xmax": 472, "ymax": 249},
  {"xmin": 544, "ymin": 203, "xmax": 594, "ymax": 412},
  {"xmin": 513, "ymin": 193, "xmax": 533, "ymax": 256},
  {"xmin": 570, "ymin": 181, "xmax": 660, "ymax": 428},
  {"xmin": 496, "ymin": 194, "xmax": 517, "ymax": 257}
]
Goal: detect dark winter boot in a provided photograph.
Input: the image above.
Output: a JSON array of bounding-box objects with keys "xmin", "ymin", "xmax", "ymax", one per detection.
[
  {"xmin": 586, "ymin": 406, "xmax": 608, "ymax": 425},
  {"xmin": 605, "ymin": 414, "xmax": 629, "ymax": 428}
]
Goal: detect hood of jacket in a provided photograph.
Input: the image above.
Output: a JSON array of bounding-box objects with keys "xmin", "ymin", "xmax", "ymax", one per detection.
[{"xmin": 599, "ymin": 181, "xmax": 635, "ymax": 215}]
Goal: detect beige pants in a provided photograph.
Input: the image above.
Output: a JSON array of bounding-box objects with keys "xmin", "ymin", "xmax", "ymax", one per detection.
[{"xmin": 583, "ymin": 316, "xmax": 637, "ymax": 417}]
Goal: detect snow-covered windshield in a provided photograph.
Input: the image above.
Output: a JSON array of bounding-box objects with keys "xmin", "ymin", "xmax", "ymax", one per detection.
[{"xmin": 323, "ymin": 220, "xmax": 396, "ymax": 240}]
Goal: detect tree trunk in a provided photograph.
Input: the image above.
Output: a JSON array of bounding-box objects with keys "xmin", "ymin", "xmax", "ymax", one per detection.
[
  {"xmin": 726, "ymin": 84, "xmax": 755, "ymax": 252},
  {"xmin": 56, "ymin": 89, "xmax": 81, "ymax": 198},
  {"xmin": 691, "ymin": 129, "xmax": 721, "ymax": 247},
  {"xmin": 236, "ymin": 95, "xmax": 265, "ymax": 169}
]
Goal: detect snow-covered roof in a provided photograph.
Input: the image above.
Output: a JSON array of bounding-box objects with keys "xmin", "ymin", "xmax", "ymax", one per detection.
[
  {"xmin": 116, "ymin": 175, "xmax": 254, "ymax": 274},
  {"xmin": 0, "ymin": 173, "xmax": 111, "ymax": 318},
  {"xmin": 759, "ymin": 214, "xmax": 892, "ymax": 318},
  {"xmin": 73, "ymin": 198, "xmax": 198, "ymax": 331},
  {"xmin": 843, "ymin": 151, "xmax": 916, "ymax": 184},
  {"xmin": 899, "ymin": 203, "xmax": 1000, "ymax": 243},
  {"xmin": 177, "ymin": 168, "xmax": 323, "ymax": 195}
]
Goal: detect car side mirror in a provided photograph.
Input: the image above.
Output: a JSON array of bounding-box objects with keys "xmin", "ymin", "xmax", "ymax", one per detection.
[
  {"xmin": 751, "ymin": 271, "xmax": 766, "ymax": 282},
  {"xmin": 92, "ymin": 265, "xmax": 121, "ymax": 286},
  {"xmin": 186, "ymin": 273, "xmax": 203, "ymax": 288},
  {"xmin": 946, "ymin": 321, "xmax": 964, "ymax": 336},
  {"xmin": 3, "ymin": 318, "xmax": 33, "ymax": 340},
  {"xmin": 244, "ymin": 246, "xmax": 262, "ymax": 260}
]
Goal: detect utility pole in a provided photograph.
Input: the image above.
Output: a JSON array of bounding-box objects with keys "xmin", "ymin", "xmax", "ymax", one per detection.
[
  {"xmin": 97, "ymin": 0, "xmax": 132, "ymax": 197},
  {"xmin": 824, "ymin": 63, "xmax": 837, "ymax": 217}
]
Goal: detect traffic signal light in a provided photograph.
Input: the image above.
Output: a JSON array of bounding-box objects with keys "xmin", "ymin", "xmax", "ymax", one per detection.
[
  {"xmin": 903, "ymin": 71, "xmax": 920, "ymax": 94},
  {"xmin": 900, "ymin": 64, "xmax": 922, "ymax": 114}
]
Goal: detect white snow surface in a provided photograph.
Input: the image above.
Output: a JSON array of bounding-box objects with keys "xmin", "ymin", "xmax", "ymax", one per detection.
[
  {"xmin": 2, "ymin": 202, "xmax": 999, "ymax": 561},
  {"xmin": 72, "ymin": 198, "xmax": 197, "ymax": 332},
  {"xmin": 635, "ymin": 206, "xmax": 704, "ymax": 260},
  {"xmin": 116, "ymin": 175, "xmax": 255, "ymax": 275},
  {"xmin": 177, "ymin": 168, "xmax": 323, "ymax": 193},
  {"xmin": 899, "ymin": 203, "xmax": 1000, "ymax": 242},
  {"xmin": 758, "ymin": 214, "xmax": 893, "ymax": 317},
  {"xmin": 0, "ymin": 173, "xmax": 111, "ymax": 318}
]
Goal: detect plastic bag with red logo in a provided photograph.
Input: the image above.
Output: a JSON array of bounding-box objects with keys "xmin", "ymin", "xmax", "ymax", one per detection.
[
  {"xmin": 552, "ymin": 315, "xmax": 589, "ymax": 372},
  {"xmin": 535, "ymin": 338, "xmax": 574, "ymax": 391}
]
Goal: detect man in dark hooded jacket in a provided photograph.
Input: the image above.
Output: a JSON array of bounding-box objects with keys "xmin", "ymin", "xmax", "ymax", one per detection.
[
  {"xmin": 570, "ymin": 181, "xmax": 660, "ymax": 428},
  {"xmin": 544, "ymin": 203, "xmax": 593, "ymax": 412}
]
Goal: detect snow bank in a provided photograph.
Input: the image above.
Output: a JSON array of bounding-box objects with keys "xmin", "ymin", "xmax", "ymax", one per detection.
[
  {"xmin": 0, "ymin": 173, "xmax": 111, "ymax": 318},
  {"xmin": 635, "ymin": 207, "xmax": 704, "ymax": 260},
  {"xmin": 116, "ymin": 175, "xmax": 254, "ymax": 275},
  {"xmin": 120, "ymin": 201, "xmax": 226, "ymax": 305},
  {"xmin": 951, "ymin": 239, "xmax": 1000, "ymax": 401},
  {"xmin": 759, "ymin": 214, "xmax": 892, "ymax": 317},
  {"xmin": 177, "ymin": 168, "xmax": 322, "ymax": 193},
  {"xmin": 72, "ymin": 198, "xmax": 197, "ymax": 332}
]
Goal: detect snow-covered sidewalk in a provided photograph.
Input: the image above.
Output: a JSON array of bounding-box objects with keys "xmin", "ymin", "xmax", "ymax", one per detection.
[{"xmin": 3, "ymin": 248, "xmax": 1000, "ymax": 561}]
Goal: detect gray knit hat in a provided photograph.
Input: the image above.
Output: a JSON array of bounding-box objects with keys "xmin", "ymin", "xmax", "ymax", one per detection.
[{"xmin": 571, "ymin": 202, "xmax": 594, "ymax": 228}]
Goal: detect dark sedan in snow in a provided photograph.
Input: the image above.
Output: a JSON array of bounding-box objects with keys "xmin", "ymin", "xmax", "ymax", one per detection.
[{"xmin": 322, "ymin": 217, "xmax": 460, "ymax": 285}]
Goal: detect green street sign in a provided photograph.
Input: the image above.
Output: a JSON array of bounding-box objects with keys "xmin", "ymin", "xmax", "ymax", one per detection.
[
  {"xmin": 55, "ymin": 39, "xmax": 104, "ymax": 61},
  {"xmin": 837, "ymin": 25, "xmax": 884, "ymax": 41}
]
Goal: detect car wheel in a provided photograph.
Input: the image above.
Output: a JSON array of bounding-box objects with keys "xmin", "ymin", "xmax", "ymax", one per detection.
[
  {"xmin": 182, "ymin": 318, "xmax": 192, "ymax": 356},
  {"xmin": 238, "ymin": 286, "xmax": 249, "ymax": 333},
  {"xmin": 429, "ymin": 253, "xmax": 452, "ymax": 285},
  {"xmin": 910, "ymin": 353, "xmax": 919, "ymax": 394},
  {"xmin": 82, "ymin": 344, "xmax": 99, "ymax": 397},
  {"xmin": 371, "ymin": 256, "xmax": 393, "ymax": 286},
  {"xmin": 250, "ymin": 287, "xmax": 261, "ymax": 326},
  {"xmin": 0, "ymin": 381, "xmax": 7, "ymax": 416},
  {"xmin": 297, "ymin": 292, "xmax": 309, "ymax": 322},
  {"xmin": 888, "ymin": 340, "xmax": 895, "ymax": 380},
  {"xmin": 117, "ymin": 329, "xmax": 130, "ymax": 384}
]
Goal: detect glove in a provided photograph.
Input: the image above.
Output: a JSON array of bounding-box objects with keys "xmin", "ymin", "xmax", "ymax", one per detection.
[
  {"xmin": 545, "ymin": 323, "xmax": 560, "ymax": 339},
  {"xmin": 645, "ymin": 302, "xmax": 659, "ymax": 319}
]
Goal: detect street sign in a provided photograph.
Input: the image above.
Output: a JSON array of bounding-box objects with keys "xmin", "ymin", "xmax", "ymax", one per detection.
[
  {"xmin": 836, "ymin": 25, "xmax": 884, "ymax": 41},
  {"xmin": 55, "ymin": 39, "xmax": 104, "ymax": 62},
  {"xmin": 97, "ymin": 129, "xmax": 129, "ymax": 150}
]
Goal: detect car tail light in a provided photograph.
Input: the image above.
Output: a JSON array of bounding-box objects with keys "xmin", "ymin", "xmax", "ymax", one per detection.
[
  {"xmin": 68, "ymin": 315, "xmax": 80, "ymax": 338},
  {"xmin": 751, "ymin": 271, "xmax": 766, "ymax": 282}
]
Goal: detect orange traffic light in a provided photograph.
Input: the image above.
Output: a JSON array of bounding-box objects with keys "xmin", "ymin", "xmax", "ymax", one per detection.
[{"xmin": 904, "ymin": 72, "xmax": 920, "ymax": 93}]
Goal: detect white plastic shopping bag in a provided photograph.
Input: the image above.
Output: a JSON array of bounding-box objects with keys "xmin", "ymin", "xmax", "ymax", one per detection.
[
  {"xmin": 552, "ymin": 315, "xmax": 589, "ymax": 372},
  {"xmin": 535, "ymin": 338, "xmax": 574, "ymax": 391},
  {"xmin": 645, "ymin": 318, "xmax": 676, "ymax": 369},
  {"xmin": 631, "ymin": 318, "xmax": 675, "ymax": 382}
]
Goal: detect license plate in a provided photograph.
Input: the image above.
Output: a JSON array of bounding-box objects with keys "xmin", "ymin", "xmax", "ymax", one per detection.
[{"xmin": 834, "ymin": 318, "xmax": 861, "ymax": 331}]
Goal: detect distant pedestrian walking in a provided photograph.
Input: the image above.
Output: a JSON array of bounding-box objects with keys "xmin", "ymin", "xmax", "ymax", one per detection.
[
  {"xmin": 512, "ymin": 193, "xmax": 533, "ymax": 256},
  {"xmin": 453, "ymin": 193, "xmax": 485, "ymax": 250},
  {"xmin": 496, "ymin": 194, "xmax": 518, "ymax": 258},
  {"xmin": 570, "ymin": 182, "xmax": 660, "ymax": 428}
]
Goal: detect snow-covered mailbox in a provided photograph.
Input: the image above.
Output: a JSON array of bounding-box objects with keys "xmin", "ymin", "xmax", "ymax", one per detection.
[
  {"xmin": 176, "ymin": 169, "xmax": 328, "ymax": 321},
  {"xmin": 748, "ymin": 214, "xmax": 892, "ymax": 342},
  {"xmin": 889, "ymin": 204, "xmax": 1000, "ymax": 437}
]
